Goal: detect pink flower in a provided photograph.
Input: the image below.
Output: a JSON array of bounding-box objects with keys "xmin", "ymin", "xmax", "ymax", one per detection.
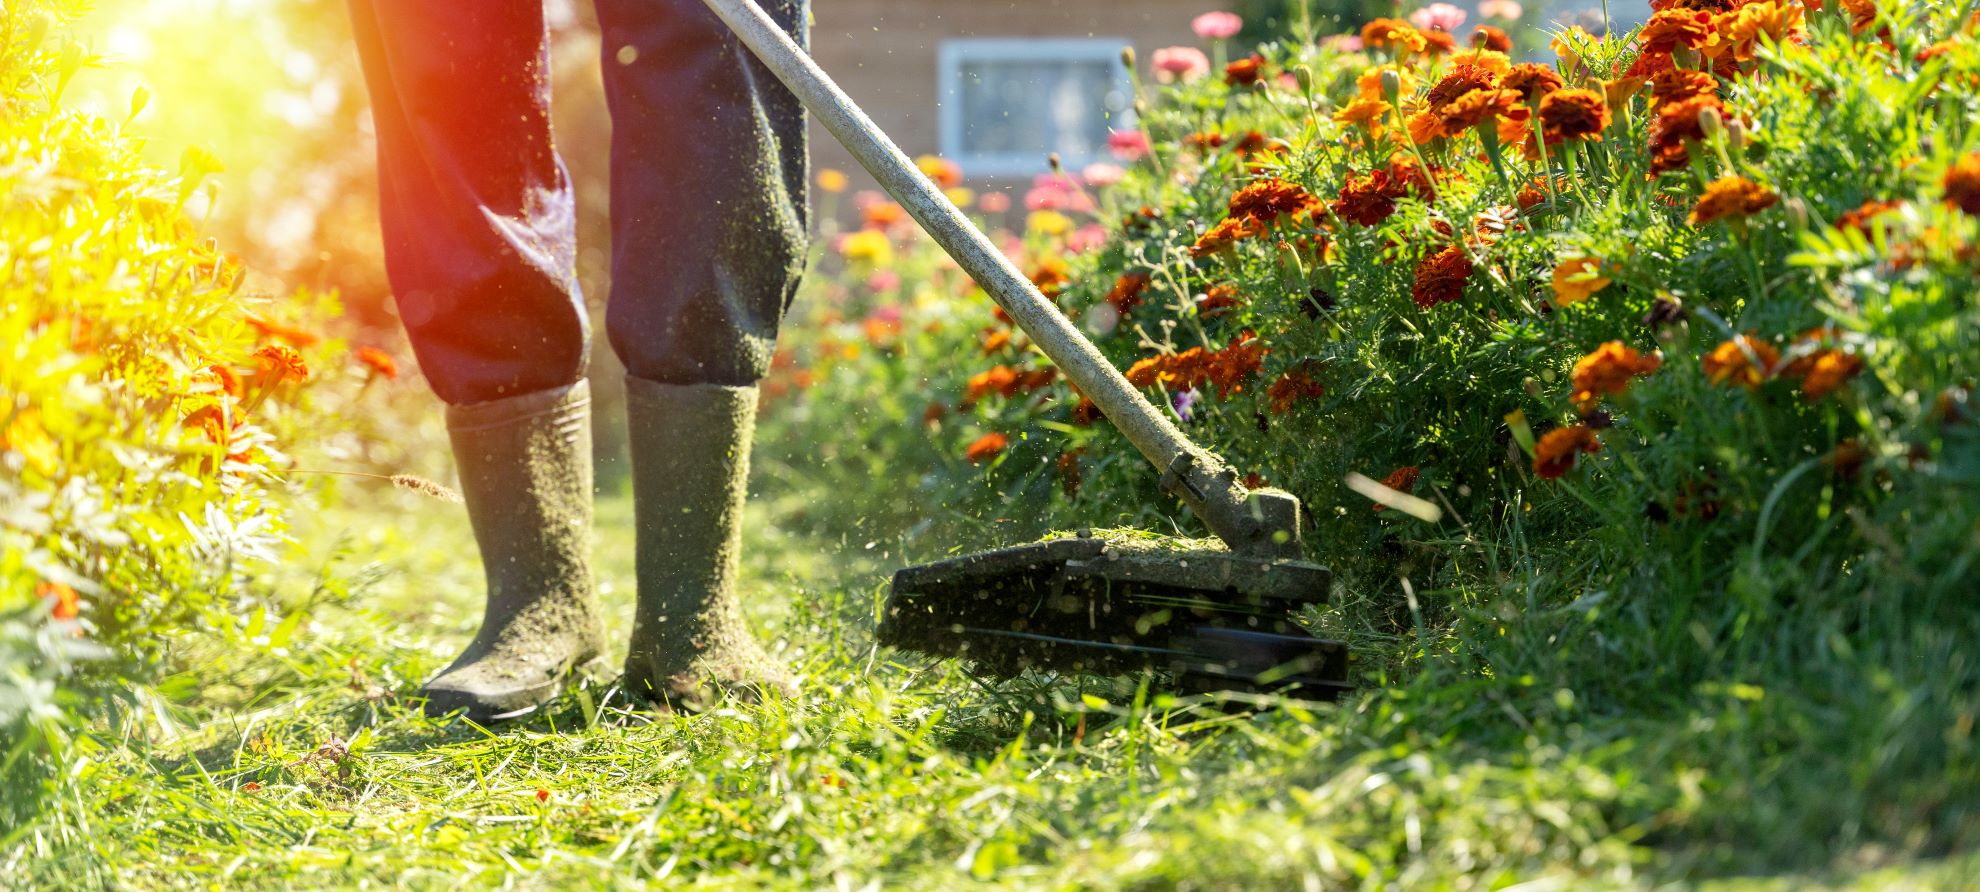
[
  {"xmin": 1023, "ymin": 173, "xmax": 1095, "ymax": 214},
  {"xmin": 1409, "ymin": 2, "xmax": 1467, "ymax": 32},
  {"xmin": 1107, "ymin": 129, "xmax": 1152, "ymax": 161},
  {"xmin": 978, "ymin": 191, "xmax": 1012, "ymax": 213},
  {"xmin": 1082, "ymin": 162, "xmax": 1126, "ymax": 187},
  {"xmin": 1067, "ymin": 224, "xmax": 1111, "ymax": 254},
  {"xmin": 1321, "ymin": 34, "xmax": 1364, "ymax": 52},
  {"xmin": 866, "ymin": 269, "xmax": 901, "ymax": 292},
  {"xmin": 852, "ymin": 189, "xmax": 888, "ymax": 210},
  {"xmin": 1478, "ymin": 0, "xmax": 1523, "ymax": 21},
  {"xmin": 1151, "ymin": 46, "xmax": 1211, "ymax": 83},
  {"xmin": 1191, "ymin": 11, "xmax": 1244, "ymax": 40}
]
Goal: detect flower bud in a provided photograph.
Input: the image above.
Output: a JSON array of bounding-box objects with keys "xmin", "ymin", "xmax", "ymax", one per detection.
[
  {"xmin": 1380, "ymin": 69, "xmax": 1402, "ymax": 102},
  {"xmin": 1120, "ymin": 46, "xmax": 1136, "ymax": 69},
  {"xmin": 1698, "ymin": 106, "xmax": 1724, "ymax": 140},
  {"xmin": 1293, "ymin": 64, "xmax": 1314, "ymax": 92},
  {"xmin": 1047, "ymin": 152, "xmax": 1062, "ymax": 173},
  {"xmin": 1784, "ymin": 196, "xmax": 1810, "ymax": 231},
  {"xmin": 1727, "ymin": 118, "xmax": 1748, "ymax": 152},
  {"xmin": 1673, "ymin": 45, "xmax": 1700, "ymax": 69}
]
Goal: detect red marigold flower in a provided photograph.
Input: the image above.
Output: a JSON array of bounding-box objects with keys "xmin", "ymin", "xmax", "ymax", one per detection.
[
  {"xmin": 1702, "ymin": 334, "xmax": 1780, "ymax": 387},
  {"xmin": 922, "ymin": 402, "xmax": 947, "ymax": 426},
  {"xmin": 964, "ymin": 365, "xmax": 1021, "ymax": 402},
  {"xmin": 1371, "ymin": 465, "xmax": 1421, "ymax": 512},
  {"xmin": 1198, "ymin": 283, "xmax": 1244, "ymax": 318},
  {"xmin": 1533, "ymin": 425, "xmax": 1601, "ymax": 479},
  {"xmin": 1225, "ymin": 54, "xmax": 1266, "ymax": 86},
  {"xmin": 1538, "ymin": 88, "xmax": 1611, "ymax": 143},
  {"xmin": 1501, "ymin": 63, "xmax": 1565, "ymax": 100},
  {"xmin": 37, "ymin": 581, "xmax": 79, "ymax": 620},
  {"xmin": 255, "ymin": 345, "xmax": 309, "ymax": 383},
  {"xmin": 355, "ymin": 347, "xmax": 399, "ymax": 380},
  {"xmin": 1412, "ymin": 246, "xmax": 1473, "ymax": 308},
  {"xmin": 1204, "ymin": 333, "xmax": 1267, "ymax": 397},
  {"xmin": 1230, "ymin": 130, "xmax": 1271, "ymax": 157},
  {"xmin": 1690, "ymin": 175, "xmax": 1778, "ymax": 226},
  {"xmin": 965, "ymin": 432, "xmax": 1010, "ymax": 464},
  {"xmin": 1333, "ymin": 172, "xmax": 1400, "ymax": 226},
  {"xmin": 246, "ymin": 316, "xmax": 321, "ymax": 348},
  {"xmin": 1071, "ymin": 396, "xmax": 1101, "ymax": 425},
  {"xmin": 1228, "ymin": 179, "xmax": 1319, "ymax": 224},
  {"xmin": 1944, "ymin": 153, "xmax": 1980, "ymax": 215},
  {"xmin": 1571, "ymin": 341, "xmax": 1662, "ymax": 409},
  {"xmin": 1426, "ymin": 64, "xmax": 1502, "ymax": 111},
  {"xmin": 1437, "ymin": 88, "xmax": 1521, "ymax": 135},
  {"xmin": 1796, "ymin": 350, "xmax": 1864, "ymax": 401},
  {"xmin": 1019, "ymin": 367, "xmax": 1058, "ymax": 392},
  {"xmin": 1265, "ymin": 361, "xmax": 1326, "ymax": 413},
  {"xmin": 1184, "ymin": 132, "xmax": 1228, "ymax": 152},
  {"xmin": 536, "ymin": 788, "xmax": 551, "ymax": 803},
  {"xmin": 1471, "ymin": 25, "xmax": 1512, "ymax": 52},
  {"xmin": 1105, "ymin": 272, "xmax": 1151, "ymax": 314},
  {"xmin": 1190, "ymin": 217, "xmax": 1260, "ymax": 257},
  {"xmin": 1647, "ymin": 95, "xmax": 1727, "ymax": 175}
]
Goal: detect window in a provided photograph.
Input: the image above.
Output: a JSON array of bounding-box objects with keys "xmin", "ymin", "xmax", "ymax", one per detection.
[{"xmin": 937, "ymin": 38, "xmax": 1135, "ymax": 178}]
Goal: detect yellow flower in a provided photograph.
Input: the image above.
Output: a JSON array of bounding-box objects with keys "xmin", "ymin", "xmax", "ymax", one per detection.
[
  {"xmin": 816, "ymin": 168, "xmax": 849, "ymax": 193},
  {"xmin": 3, "ymin": 408, "xmax": 59, "ymax": 476},
  {"xmin": 1550, "ymin": 256, "xmax": 1612, "ymax": 305},
  {"xmin": 944, "ymin": 186, "xmax": 977, "ymax": 208},
  {"xmin": 1027, "ymin": 210, "xmax": 1073, "ymax": 236},
  {"xmin": 840, "ymin": 229, "xmax": 893, "ymax": 265}
]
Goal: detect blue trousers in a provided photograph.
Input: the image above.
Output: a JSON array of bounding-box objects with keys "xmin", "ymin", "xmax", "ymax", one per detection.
[{"xmin": 349, "ymin": 0, "xmax": 811, "ymax": 405}]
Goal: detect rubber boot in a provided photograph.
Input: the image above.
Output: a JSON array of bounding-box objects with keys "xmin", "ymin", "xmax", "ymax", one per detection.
[
  {"xmin": 622, "ymin": 377, "xmax": 793, "ymax": 708},
  {"xmin": 424, "ymin": 380, "xmax": 606, "ymax": 722}
]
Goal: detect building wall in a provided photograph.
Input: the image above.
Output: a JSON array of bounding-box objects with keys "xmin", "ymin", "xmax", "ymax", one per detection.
[{"xmin": 805, "ymin": 0, "xmax": 1211, "ymax": 188}]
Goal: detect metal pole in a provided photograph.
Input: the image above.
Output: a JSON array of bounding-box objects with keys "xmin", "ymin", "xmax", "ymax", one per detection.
[{"xmin": 699, "ymin": 0, "xmax": 1301, "ymax": 556}]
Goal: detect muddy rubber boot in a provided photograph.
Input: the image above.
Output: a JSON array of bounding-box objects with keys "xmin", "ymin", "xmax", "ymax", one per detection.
[
  {"xmin": 621, "ymin": 377, "xmax": 793, "ymax": 709},
  {"xmin": 423, "ymin": 380, "xmax": 606, "ymax": 723}
]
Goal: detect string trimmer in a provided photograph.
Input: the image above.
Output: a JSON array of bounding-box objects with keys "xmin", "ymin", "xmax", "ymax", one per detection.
[{"xmin": 702, "ymin": 0, "xmax": 1348, "ymax": 697}]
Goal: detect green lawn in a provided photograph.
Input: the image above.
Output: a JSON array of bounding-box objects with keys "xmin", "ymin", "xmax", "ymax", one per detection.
[{"xmin": 13, "ymin": 482, "xmax": 1978, "ymax": 889}]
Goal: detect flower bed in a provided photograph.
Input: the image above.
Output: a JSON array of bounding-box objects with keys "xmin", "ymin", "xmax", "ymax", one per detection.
[{"xmin": 758, "ymin": 0, "xmax": 1979, "ymax": 667}]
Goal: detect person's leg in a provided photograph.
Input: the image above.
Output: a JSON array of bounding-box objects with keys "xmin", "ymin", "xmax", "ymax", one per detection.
[
  {"xmin": 593, "ymin": 0, "xmax": 810, "ymax": 706},
  {"xmin": 349, "ymin": 0, "xmax": 602, "ymax": 721}
]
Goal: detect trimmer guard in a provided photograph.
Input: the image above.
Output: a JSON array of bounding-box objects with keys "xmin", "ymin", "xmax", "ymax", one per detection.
[{"xmin": 880, "ymin": 533, "xmax": 1350, "ymax": 698}]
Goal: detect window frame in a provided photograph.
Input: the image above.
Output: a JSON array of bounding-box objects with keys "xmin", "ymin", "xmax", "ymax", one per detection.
[{"xmin": 935, "ymin": 37, "xmax": 1136, "ymax": 179}]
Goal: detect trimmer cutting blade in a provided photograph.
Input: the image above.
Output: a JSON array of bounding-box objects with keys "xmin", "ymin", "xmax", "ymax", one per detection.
[
  {"xmin": 702, "ymin": 0, "xmax": 1353, "ymax": 698},
  {"xmin": 880, "ymin": 532, "xmax": 1350, "ymax": 698}
]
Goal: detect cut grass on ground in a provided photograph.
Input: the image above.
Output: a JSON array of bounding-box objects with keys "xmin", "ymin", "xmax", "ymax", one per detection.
[{"xmin": 9, "ymin": 483, "xmax": 1978, "ymax": 889}]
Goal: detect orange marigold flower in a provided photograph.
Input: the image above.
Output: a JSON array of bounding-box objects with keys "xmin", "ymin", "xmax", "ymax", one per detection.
[
  {"xmin": 1190, "ymin": 217, "xmax": 1259, "ymax": 257},
  {"xmin": 1371, "ymin": 465, "xmax": 1421, "ymax": 512},
  {"xmin": 922, "ymin": 402, "xmax": 947, "ymax": 426},
  {"xmin": 1707, "ymin": 0, "xmax": 1804, "ymax": 64},
  {"xmin": 1019, "ymin": 367, "xmax": 1057, "ymax": 392},
  {"xmin": 1420, "ymin": 28, "xmax": 1458, "ymax": 55},
  {"xmin": 1437, "ymin": 88, "xmax": 1521, "ymax": 134},
  {"xmin": 1648, "ymin": 68, "xmax": 1719, "ymax": 110},
  {"xmin": 255, "ymin": 345, "xmax": 309, "ymax": 383},
  {"xmin": 1228, "ymin": 179, "xmax": 1319, "ymax": 223},
  {"xmin": 1265, "ymin": 361, "xmax": 1326, "ymax": 413},
  {"xmin": 1411, "ymin": 246, "xmax": 1473, "ymax": 309},
  {"xmin": 183, "ymin": 404, "xmax": 232, "ymax": 443},
  {"xmin": 1105, "ymin": 272, "xmax": 1151, "ymax": 314},
  {"xmin": 1334, "ymin": 97, "xmax": 1391, "ymax": 131},
  {"xmin": 964, "ymin": 365, "xmax": 1021, "ymax": 402},
  {"xmin": 1702, "ymin": 334, "xmax": 1780, "ymax": 387},
  {"xmin": 1204, "ymin": 333, "xmax": 1267, "ymax": 397},
  {"xmin": 1550, "ymin": 256, "xmax": 1612, "ymax": 306},
  {"xmin": 1647, "ymin": 95, "xmax": 1726, "ymax": 176},
  {"xmin": 355, "ymin": 347, "xmax": 399, "ymax": 380},
  {"xmin": 964, "ymin": 432, "xmax": 1010, "ymax": 464},
  {"xmin": 1690, "ymin": 175, "xmax": 1778, "ymax": 226},
  {"xmin": 1838, "ymin": 0, "xmax": 1877, "ymax": 32},
  {"xmin": 1533, "ymin": 425, "xmax": 1601, "ymax": 479},
  {"xmin": 1538, "ymin": 88, "xmax": 1611, "ymax": 142},
  {"xmin": 1471, "ymin": 25, "xmax": 1512, "ymax": 52},
  {"xmin": 1426, "ymin": 64, "xmax": 1502, "ymax": 110},
  {"xmin": 204, "ymin": 363, "xmax": 243, "ymax": 398},
  {"xmin": 1502, "ymin": 63, "xmax": 1565, "ymax": 100},
  {"xmin": 1796, "ymin": 350, "xmax": 1864, "ymax": 401},
  {"xmin": 246, "ymin": 316, "xmax": 321, "ymax": 348},
  {"xmin": 38, "ymin": 581, "xmax": 80, "ymax": 621},
  {"xmin": 1029, "ymin": 259, "xmax": 1071, "ymax": 296},
  {"xmin": 982, "ymin": 329, "xmax": 1012, "ymax": 354},
  {"xmin": 1639, "ymin": 8, "xmax": 1716, "ymax": 54},
  {"xmin": 1184, "ymin": 132, "xmax": 1227, "ymax": 151},
  {"xmin": 862, "ymin": 201, "xmax": 907, "ymax": 229},
  {"xmin": 1944, "ymin": 153, "xmax": 1980, "ymax": 216},
  {"xmin": 1361, "ymin": 17, "xmax": 1428, "ymax": 52},
  {"xmin": 1407, "ymin": 109, "xmax": 1447, "ymax": 145},
  {"xmin": 1834, "ymin": 199, "xmax": 1903, "ymax": 235},
  {"xmin": 1229, "ymin": 130, "xmax": 1272, "ymax": 157},
  {"xmin": 1357, "ymin": 66, "xmax": 1417, "ymax": 102},
  {"xmin": 1225, "ymin": 54, "xmax": 1266, "ymax": 87},
  {"xmin": 1071, "ymin": 396, "xmax": 1102, "ymax": 425},
  {"xmin": 1571, "ymin": 341, "xmax": 1662, "ymax": 408},
  {"xmin": 1198, "ymin": 283, "xmax": 1244, "ymax": 317}
]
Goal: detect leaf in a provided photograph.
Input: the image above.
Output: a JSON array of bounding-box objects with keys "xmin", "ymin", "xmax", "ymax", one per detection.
[{"xmin": 129, "ymin": 85, "xmax": 150, "ymax": 123}]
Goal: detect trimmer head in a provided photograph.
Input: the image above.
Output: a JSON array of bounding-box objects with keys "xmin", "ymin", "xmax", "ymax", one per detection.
[{"xmin": 879, "ymin": 531, "xmax": 1350, "ymax": 698}]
